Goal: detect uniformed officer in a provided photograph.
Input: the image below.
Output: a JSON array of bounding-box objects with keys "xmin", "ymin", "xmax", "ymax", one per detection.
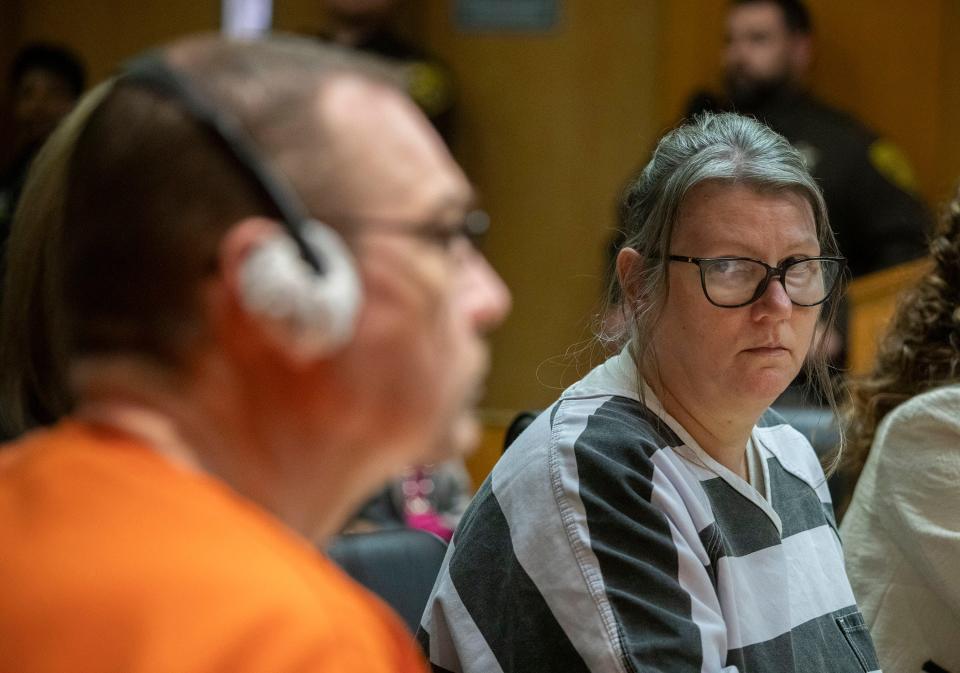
[{"xmin": 689, "ymin": 0, "xmax": 930, "ymax": 278}]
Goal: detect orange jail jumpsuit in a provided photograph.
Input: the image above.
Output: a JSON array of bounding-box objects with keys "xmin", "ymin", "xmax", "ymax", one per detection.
[{"xmin": 0, "ymin": 421, "xmax": 428, "ymax": 673}]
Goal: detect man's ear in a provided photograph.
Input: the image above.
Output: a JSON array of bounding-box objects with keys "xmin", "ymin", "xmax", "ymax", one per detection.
[
  {"xmin": 217, "ymin": 217, "xmax": 284, "ymax": 304},
  {"xmin": 213, "ymin": 216, "xmax": 363, "ymax": 365},
  {"xmin": 204, "ymin": 217, "xmax": 293, "ymax": 362},
  {"xmin": 616, "ymin": 247, "xmax": 645, "ymax": 304}
]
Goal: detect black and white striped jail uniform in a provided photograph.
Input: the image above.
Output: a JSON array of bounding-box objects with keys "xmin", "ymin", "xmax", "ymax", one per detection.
[{"xmin": 418, "ymin": 349, "xmax": 880, "ymax": 673}]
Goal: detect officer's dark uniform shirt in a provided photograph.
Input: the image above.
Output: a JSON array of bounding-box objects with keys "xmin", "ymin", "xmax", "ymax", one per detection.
[{"xmin": 689, "ymin": 90, "xmax": 931, "ymax": 278}]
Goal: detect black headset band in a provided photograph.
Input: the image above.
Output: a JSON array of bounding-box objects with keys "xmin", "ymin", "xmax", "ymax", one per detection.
[{"xmin": 121, "ymin": 53, "xmax": 324, "ymax": 273}]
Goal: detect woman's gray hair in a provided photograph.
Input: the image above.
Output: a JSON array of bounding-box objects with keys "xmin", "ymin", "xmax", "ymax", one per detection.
[{"xmin": 606, "ymin": 111, "xmax": 845, "ymax": 469}]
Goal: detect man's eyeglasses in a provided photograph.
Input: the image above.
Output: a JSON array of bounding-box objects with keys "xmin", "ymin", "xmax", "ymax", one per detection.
[
  {"xmin": 349, "ymin": 209, "xmax": 489, "ymax": 250},
  {"xmin": 668, "ymin": 255, "xmax": 845, "ymax": 308}
]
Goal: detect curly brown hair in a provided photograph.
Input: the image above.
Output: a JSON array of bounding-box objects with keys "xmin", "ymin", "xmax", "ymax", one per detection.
[{"xmin": 843, "ymin": 189, "xmax": 960, "ymax": 482}]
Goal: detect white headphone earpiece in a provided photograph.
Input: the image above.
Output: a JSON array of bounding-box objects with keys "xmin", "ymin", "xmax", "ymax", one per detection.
[
  {"xmin": 239, "ymin": 220, "xmax": 362, "ymax": 362},
  {"xmin": 118, "ymin": 59, "xmax": 362, "ymax": 361}
]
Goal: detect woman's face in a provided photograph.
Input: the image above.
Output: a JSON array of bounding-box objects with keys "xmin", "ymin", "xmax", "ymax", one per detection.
[{"xmin": 649, "ymin": 181, "xmax": 821, "ymax": 419}]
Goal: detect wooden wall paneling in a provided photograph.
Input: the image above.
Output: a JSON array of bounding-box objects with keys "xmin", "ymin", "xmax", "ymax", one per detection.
[
  {"xmin": 654, "ymin": 0, "xmax": 728, "ymax": 130},
  {"xmin": 846, "ymin": 258, "xmax": 929, "ymax": 376},
  {"xmin": 409, "ymin": 0, "xmax": 662, "ymax": 410},
  {"xmin": 407, "ymin": 0, "xmax": 663, "ymax": 484},
  {"xmin": 15, "ymin": 0, "xmax": 218, "ymax": 86},
  {"xmin": 806, "ymin": 0, "xmax": 943, "ymax": 206},
  {"xmin": 937, "ymin": 0, "xmax": 960, "ymax": 205}
]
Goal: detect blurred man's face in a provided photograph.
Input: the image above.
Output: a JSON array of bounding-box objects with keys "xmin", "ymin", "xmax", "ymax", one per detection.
[
  {"xmin": 723, "ymin": 2, "xmax": 805, "ymax": 109},
  {"xmin": 12, "ymin": 68, "xmax": 77, "ymax": 148},
  {"xmin": 317, "ymin": 76, "xmax": 510, "ymax": 468}
]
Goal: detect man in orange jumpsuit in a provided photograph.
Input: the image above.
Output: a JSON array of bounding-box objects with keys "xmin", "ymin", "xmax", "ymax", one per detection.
[{"xmin": 0, "ymin": 34, "xmax": 509, "ymax": 672}]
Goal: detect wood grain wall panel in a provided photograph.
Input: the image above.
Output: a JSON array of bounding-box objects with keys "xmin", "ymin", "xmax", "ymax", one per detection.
[
  {"xmin": 807, "ymin": 1, "xmax": 943, "ymax": 205},
  {"xmin": 407, "ymin": 1, "xmax": 663, "ymax": 417},
  {"xmin": 654, "ymin": 0, "xmax": 728, "ymax": 128},
  {"xmin": 938, "ymin": 0, "xmax": 960, "ymax": 205},
  {"xmin": 847, "ymin": 258, "xmax": 930, "ymax": 376},
  {"xmin": 15, "ymin": 0, "xmax": 217, "ymax": 85}
]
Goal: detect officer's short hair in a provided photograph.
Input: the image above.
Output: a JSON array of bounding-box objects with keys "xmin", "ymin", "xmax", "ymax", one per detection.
[
  {"xmin": 10, "ymin": 43, "xmax": 86, "ymax": 97},
  {"xmin": 731, "ymin": 0, "xmax": 813, "ymax": 35}
]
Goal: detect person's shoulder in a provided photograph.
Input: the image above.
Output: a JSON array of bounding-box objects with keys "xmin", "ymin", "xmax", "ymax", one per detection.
[
  {"xmin": 875, "ymin": 384, "xmax": 960, "ymax": 452},
  {"xmin": 484, "ymin": 392, "xmax": 686, "ymax": 538},
  {"xmin": 493, "ymin": 394, "xmax": 670, "ymax": 489},
  {"xmin": 0, "ymin": 422, "xmax": 315, "ymax": 597},
  {"xmin": 0, "ymin": 424, "xmax": 423, "ymax": 672},
  {"xmin": 142, "ymin": 529, "xmax": 420, "ymax": 669},
  {"xmin": 884, "ymin": 384, "xmax": 960, "ymax": 423},
  {"xmin": 552, "ymin": 393, "xmax": 679, "ymax": 462},
  {"xmin": 555, "ymin": 354, "xmax": 676, "ymax": 443}
]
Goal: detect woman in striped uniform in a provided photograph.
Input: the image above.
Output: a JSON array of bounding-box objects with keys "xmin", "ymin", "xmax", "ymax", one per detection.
[{"xmin": 419, "ymin": 112, "xmax": 879, "ymax": 673}]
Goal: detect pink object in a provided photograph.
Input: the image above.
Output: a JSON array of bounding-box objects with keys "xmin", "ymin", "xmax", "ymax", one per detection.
[
  {"xmin": 405, "ymin": 511, "xmax": 453, "ymax": 542},
  {"xmin": 401, "ymin": 467, "xmax": 454, "ymax": 541}
]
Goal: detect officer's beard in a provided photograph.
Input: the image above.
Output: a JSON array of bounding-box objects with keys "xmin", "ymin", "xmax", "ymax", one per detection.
[{"xmin": 724, "ymin": 71, "xmax": 793, "ymax": 114}]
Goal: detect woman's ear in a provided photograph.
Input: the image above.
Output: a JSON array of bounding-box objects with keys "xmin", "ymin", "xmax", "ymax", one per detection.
[{"xmin": 616, "ymin": 247, "xmax": 645, "ymax": 304}]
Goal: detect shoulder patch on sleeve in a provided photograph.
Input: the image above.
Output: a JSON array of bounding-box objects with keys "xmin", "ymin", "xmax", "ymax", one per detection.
[
  {"xmin": 403, "ymin": 61, "xmax": 453, "ymax": 118},
  {"xmin": 868, "ymin": 139, "xmax": 918, "ymax": 192}
]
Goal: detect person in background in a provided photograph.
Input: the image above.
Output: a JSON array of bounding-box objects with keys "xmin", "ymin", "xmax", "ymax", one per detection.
[
  {"xmin": 0, "ymin": 43, "xmax": 85, "ymax": 250},
  {"xmin": 420, "ymin": 112, "xmax": 877, "ymax": 672},
  {"xmin": 689, "ymin": 0, "xmax": 929, "ymax": 280},
  {"xmin": 841, "ymin": 188, "xmax": 960, "ymax": 673},
  {"xmin": 0, "ymin": 34, "xmax": 509, "ymax": 671},
  {"xmin": 319, "ymin": 0, "xmax": 455, "ymax": 143}
]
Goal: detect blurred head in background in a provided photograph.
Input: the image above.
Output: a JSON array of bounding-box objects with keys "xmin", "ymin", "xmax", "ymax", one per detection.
[
  {"xmin": 8, "ymin": 42, "xmax": 85, "ymax": 155},
  {"xmin": 322, "ymin": 0, "xmax": 402, "ymax": 44},
  {"xmin": 723, "ymin": 0, "xmax": 812, "ymax": 111}
]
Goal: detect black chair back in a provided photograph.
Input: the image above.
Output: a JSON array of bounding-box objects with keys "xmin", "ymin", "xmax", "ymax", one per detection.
[
  {"xmin": 504, "ymin": 409, "xmax": 540, "ymax": 452},
  {"xmin": 327, "ymin": 528, "xmax": 448, "ymax": 632}
]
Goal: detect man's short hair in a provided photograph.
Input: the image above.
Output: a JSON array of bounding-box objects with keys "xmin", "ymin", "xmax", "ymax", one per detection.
[
  {"xmin": 20, "ymin": 37, "xmax": 396, "ymax": 365},
  {"xmin": 731, "ymin": 0, "xmax": 812, "ymax": 35},
  {"xmin": 10, "ymin": 43, "xmax": 87, "ymax": 97}
]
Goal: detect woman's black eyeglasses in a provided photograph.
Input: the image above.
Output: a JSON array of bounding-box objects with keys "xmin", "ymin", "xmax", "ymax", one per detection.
[{"xmin": 668, "ymin": 255, "xmax": 845, "ymax": 308}]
